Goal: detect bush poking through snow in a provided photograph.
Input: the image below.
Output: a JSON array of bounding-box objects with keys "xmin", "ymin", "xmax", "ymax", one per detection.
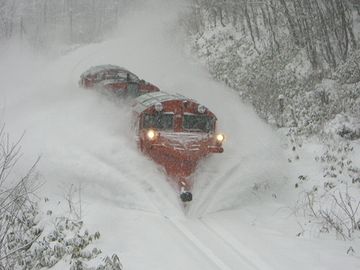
[
  {"xmin": 325, "ymin": 114, "xmax": 360, "ymax": 140},
  {"xmin": 303, "ymin": 187, "xmax": 360, "ymax": 240},
  {"xmin": 298, "ymin": 139, "xmax": 360, "ymax": 240}
]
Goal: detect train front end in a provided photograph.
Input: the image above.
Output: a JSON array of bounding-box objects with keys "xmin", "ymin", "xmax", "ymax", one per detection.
[{"xmin": 133, "ymin": 92, "xmax": 225, "ymax": 202}]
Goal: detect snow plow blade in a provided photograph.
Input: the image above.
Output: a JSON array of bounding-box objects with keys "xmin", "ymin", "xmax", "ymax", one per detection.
[{"xmin": 180, "ymin": 191, "xmax": 193, "ymax": 202}]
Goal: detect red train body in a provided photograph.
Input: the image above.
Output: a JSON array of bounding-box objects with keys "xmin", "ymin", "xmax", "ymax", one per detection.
[
  {"xmin": 133, "ymin": 91, "xmax": 224, "ymax": 202},
  {"xmin": 79, "ymin": 65, "xmax": 159, "ymax": 97},
  {"xmin": 79, "ymin": 66, "xmax": 225, "ymax": 202}
]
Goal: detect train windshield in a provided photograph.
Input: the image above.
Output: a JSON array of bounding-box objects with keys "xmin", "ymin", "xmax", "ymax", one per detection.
[
  {"xmin": 183, "ymin": 114, "xmax": 215, "ymax": 133},
  {"xmin": 143, "ymin": 113, "xmax": 174, "ymax": 130}
]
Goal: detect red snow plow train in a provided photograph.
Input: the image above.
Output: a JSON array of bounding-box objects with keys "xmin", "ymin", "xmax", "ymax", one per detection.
[
  {"xmin": 133, "ymin": 92, "xmax": 225, "ymax": 202},
  {"xmin": 79, "ymin": 65, "xmax": 160, "ymax": 97},
  {"xmin": 80, "ymin": 65, "xmax": 225, "ymax": 202}
]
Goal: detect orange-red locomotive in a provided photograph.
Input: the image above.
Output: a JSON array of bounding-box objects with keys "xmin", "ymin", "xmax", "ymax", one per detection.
[
  {"xmin": 80, "ymin": 65, "xmax": 225, "ymax": 202},
  {"xmin": 79, "ymin": 65, "xmax": 159, "ymax": 97},
  {"xmin": 133, "ymin": 91, "xmax": 225, "ymax": 202}
]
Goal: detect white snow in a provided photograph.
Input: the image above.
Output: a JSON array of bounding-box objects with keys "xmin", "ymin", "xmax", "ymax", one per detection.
[{"xmin": 0, "ymin": 0, "xmax": 359, "ymax": 269}]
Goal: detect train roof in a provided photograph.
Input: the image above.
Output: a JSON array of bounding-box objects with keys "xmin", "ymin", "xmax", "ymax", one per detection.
[
  {"xmin": 133, "ymin": 91, "xmax": 190, "ymax": 114},
  {"xmin": 81, "ymin": 65, "xmax": 138, "ymax": 78}
]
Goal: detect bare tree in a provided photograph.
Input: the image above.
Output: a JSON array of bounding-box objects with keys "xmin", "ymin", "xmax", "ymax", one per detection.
[{"xmin": 0, "ymin": 126, "xmax": 40, "ymax": 269}]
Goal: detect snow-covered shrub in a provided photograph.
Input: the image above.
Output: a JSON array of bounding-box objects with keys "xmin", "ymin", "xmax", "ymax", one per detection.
[
  {"xmin": 0, "ymin": 127, "xmax": 123, "ymax": 270},
  {"xmin": 325, "ymin": 113, "xmax": 360, "ymax": 140},
  {"xmin": 334, "ymin": 49, "xmax": 360, "ymax": 84},
  {"xmin": 0, "ymin": 126, "xmax": 40, "ymax": 270},
  {"xmin": 1, "ymin": 196, "xmax": 124, "ymax": 270},
  {"xmin": 23, "ymin": 210, "xmax": 123, "ymax": 270},
  {"xmin": 268, "ymin": 77, "xmax": 360, "ymax": 137}
]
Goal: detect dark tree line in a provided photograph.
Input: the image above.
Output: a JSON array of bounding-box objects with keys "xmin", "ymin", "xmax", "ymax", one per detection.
[
  {"xmin": 0, "ymin": 0, "xmax": 131, "ymax": 48},
  {"xmin": 188, "ymin": 0, "xmax": 358, "ymax": 70}
]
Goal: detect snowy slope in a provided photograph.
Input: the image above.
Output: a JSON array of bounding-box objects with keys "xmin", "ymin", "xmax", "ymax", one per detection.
[{"xmin": 0, "ymin": 0, "xmax": 359, "ymax": 269}]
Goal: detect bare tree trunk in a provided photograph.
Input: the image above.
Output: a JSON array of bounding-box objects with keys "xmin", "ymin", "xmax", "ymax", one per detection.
[
  {"xmin": 43, "ymin": 0, "xmax": 47, "ymax": 25},
  {"xmin": 265, "ymin": 2, "xmax": 280, "ymax": 53},
  {"xmin": 232, "ymin": 7, "xmax": 238, "ymax": 27},
  {"xmin": 269, "ymin": 0, "xmax": 277, "ymax": 26},
  {"xmin": 250, "ymin": 3, "xmax": 260, "ymax": 40},
  {"xmin": 336, "ymin": 0, "xmax": 349, "ymax": 61},
  {"xmin": 303, "ymin": 18, "xmax": 318, "ymax": 69},
  {"xmin": 347, "ymin": 22, "xmax": 357, "ymax": 50},
  {"xmin": 302, "ymin": 0, "xmax": 319, "ymax": 70},
  {"xmin": 69, "ymin": 8, "xmax": 73, "ymax": 43},
  {"xmin": 343, "ymin": 0, "xmax": 357, "ymax": 49},
  {"xmin": 218, "ymin": 3, "xmax": 226, "ymax": 27},
  {"xmin": 293, "ymin": 0, "xmax": 305, "ymax": 46},
  {"xmin": 279, "ymin": 0, "xmax": 299, "ymax": 46},
  {"xmin": 212, "ymin": 8, "xmax": 217, "ymax": 28},
  {"xmin": 20, "ymin": 17, "xmax": 25, "ymax": 41},
  {"xmin": 315, "ymin": 0, "xmax": 337, "ymax": 68},
  {"xmin": 243, "ymin": 2, "xmax": 259, "ymax": 54}
]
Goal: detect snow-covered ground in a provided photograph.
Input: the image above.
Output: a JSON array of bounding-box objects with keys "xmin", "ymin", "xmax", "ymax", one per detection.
[{"xmin": 1, "ymin": 1, "xmax": 359, "ymax": 269}]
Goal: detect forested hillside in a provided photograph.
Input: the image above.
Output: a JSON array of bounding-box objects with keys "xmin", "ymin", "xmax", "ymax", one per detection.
[{"xmin": 185, "ymin": 0, "xmax": 360, "ymax": 137}]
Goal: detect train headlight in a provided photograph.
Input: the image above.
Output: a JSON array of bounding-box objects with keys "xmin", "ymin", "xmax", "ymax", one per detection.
[
  {"xmin": 216, "ymin": 133, "xmax": 225, "ymax": 143},
  {"xmin": 147, "ymin": 129, "xmax": 157, "ymax": 140}
]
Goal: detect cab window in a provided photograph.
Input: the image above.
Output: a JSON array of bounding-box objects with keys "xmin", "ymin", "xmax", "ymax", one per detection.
[
  {"xmin": 183, "ymin": 114, "xmax": 215, "ymax": 133},
  {"xmin": 143, "ymin": 113, "xmax": 174, "ymax": 130}
]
